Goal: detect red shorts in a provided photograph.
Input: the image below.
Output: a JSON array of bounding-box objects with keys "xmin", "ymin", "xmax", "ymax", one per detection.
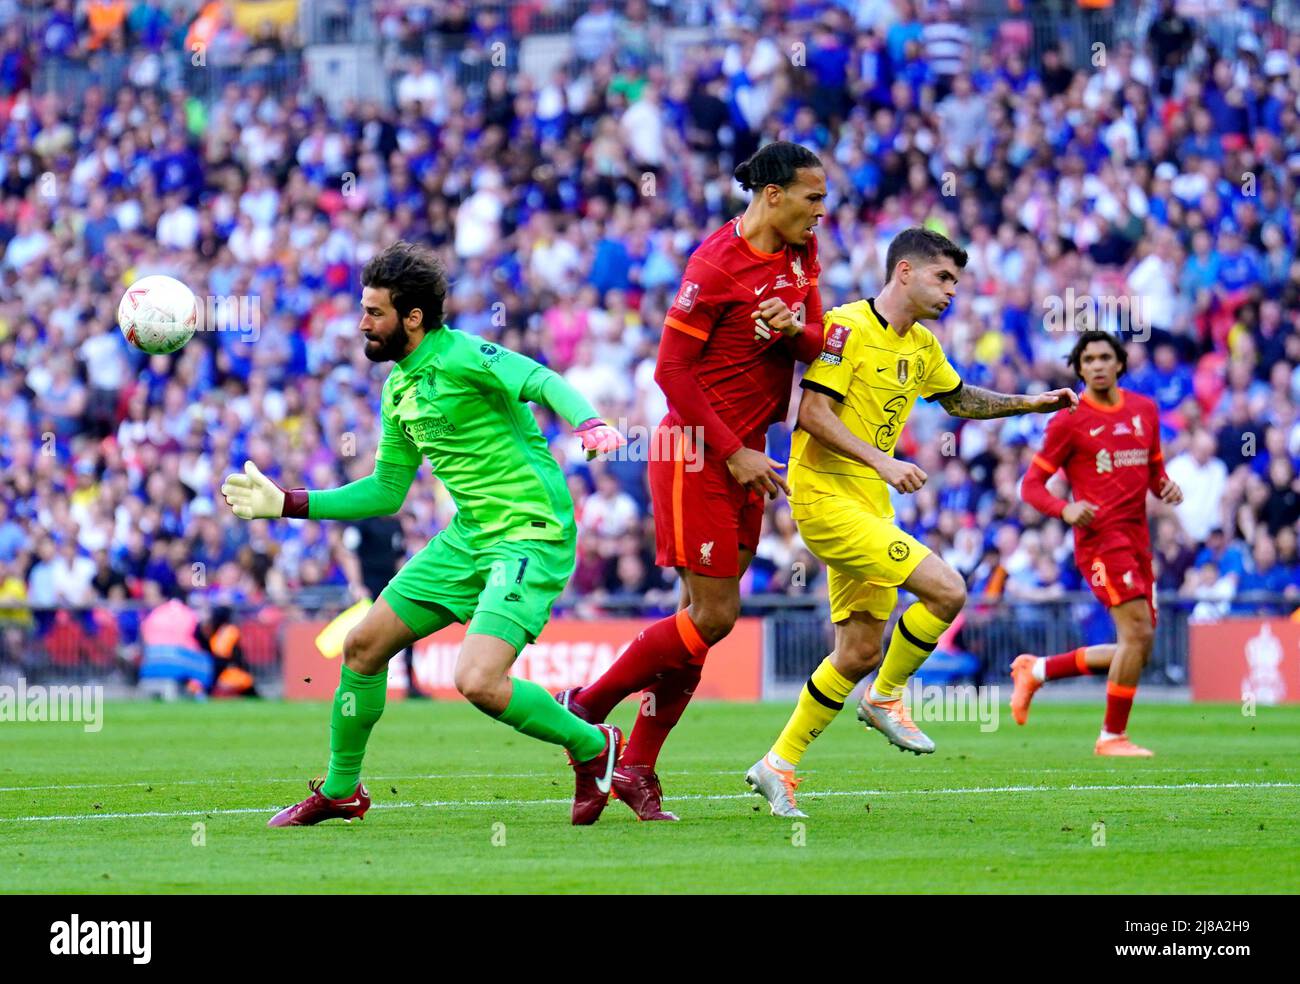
[
  {"xmin": 649, "ymin": 425, "xmax": 764, "ymax": 578},
  {"xmin": 1078, "ymin": 540, "xmax": 1157, "ymax": 623}
]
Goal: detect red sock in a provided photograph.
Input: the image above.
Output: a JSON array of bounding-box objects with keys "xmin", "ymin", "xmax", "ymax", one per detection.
[
  {"xmin": 1045, "ymin": 647, "xmax": 1090, "ymax": 680},
  {"xmin": 1103, "ymin": 681, "xmax": 1136, "ymax": 734},
  {"xmin": 577, "ymin": 611, "xmax": 708, "ymax": 721},
  {"xmin": 621, "ymin": 658, "xmax": 704, "ymax": 769}
]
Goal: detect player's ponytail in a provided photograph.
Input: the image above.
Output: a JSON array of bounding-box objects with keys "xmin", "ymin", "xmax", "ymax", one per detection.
[{"xmin": 734, "ymin": 141, "xmax": 822, "ymax": 192}]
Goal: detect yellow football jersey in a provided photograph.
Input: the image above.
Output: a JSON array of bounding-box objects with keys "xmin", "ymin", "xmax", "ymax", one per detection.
[{"xmin": 789, "ymin": 298, "xmax": 962, "ymax": 517}]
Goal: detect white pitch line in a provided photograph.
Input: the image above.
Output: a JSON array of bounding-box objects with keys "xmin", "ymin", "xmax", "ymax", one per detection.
[
  {"xmin": 0, "ymin": 774, "xmax": 553, "ymax": 793},
  {"xmin": 0, "ymin": 769, "xmax": 739, "ymax": 794},
  {"xmin": 0, "ymin": 765, "xmax": 1286, "ymax": 795},
  {"xmin": 0, "ymin": 781, "xmax": 1296, "ymax": 824}
]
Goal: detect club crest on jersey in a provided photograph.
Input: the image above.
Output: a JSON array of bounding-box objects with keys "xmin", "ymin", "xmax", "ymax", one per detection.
[
  {"xmin": 1132, "ymin": 414, "xmax": 1144, "ymax": 436},
  {"xmin": 417, "ymin": 371, "xmax": 437, "ymax": 402},
  {"xmin": 819, "ymin": 322, "xmax": 851, "ymax": 365},
  {"xmin": 699, "ymin": 541, "xmax": 713, "ymax": 566},
  {"xmin": 791, "ymin": 255, "xmax": 808, "ymax": 288},
  {"xmin": 675, "ymin": 280, "xmax": 700, "ymax": 312}
]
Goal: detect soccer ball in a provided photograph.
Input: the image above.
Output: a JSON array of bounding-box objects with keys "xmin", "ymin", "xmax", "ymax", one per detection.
[{"xmin": 117, "ymin": 275, "xmax": 198, "ymax": 355}]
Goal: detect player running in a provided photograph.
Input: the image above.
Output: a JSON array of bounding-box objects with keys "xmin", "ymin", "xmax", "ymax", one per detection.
[
  {"xmin": 220, "ymin": 241, "xmax": 628, "ymax": 826},
  {"xmin": 555, "ymin": 141, "xmax": 828, "ymax": 821},
  {"xmin": 1015, "ymin": 330, "xmax": 1183, "ymax": 757},
  {"xmin": 746, "ymin": 228, "xmax": 1079, "ymax": 817}
]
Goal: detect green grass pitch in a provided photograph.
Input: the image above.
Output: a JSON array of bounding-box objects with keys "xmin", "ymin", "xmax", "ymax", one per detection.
[{"xmin": 2, "ymin": 700, "xmax": 1297, "ymax": 893}]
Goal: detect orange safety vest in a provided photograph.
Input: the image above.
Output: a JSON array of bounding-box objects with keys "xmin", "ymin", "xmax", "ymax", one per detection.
[
  {"xmin": 86, "ymin": 0, "xmax": 127, "ymax": 50},
  {"xmin": 211, "ymin": 623, "xmax": 241, "ymax": 660},
  {"xmin": 185, "ymin": 1, "xmax": 224, "ymax": 54},
  {"xmin": 215, "ymin": 666, "xmax": 255, "ymax": 694}
]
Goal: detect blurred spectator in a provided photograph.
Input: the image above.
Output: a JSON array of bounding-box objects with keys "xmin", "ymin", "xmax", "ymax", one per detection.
[
  {"xmin": 0, "ymin": 0, "xmax": 1292, "ymax": 663},
  {"xmin": 1165, "ymin": 429, "xmax": 1229, "ymax": 541},
  {"xmin": 138, "ymin": 595, "xmax": 210, "ymax": 695},
  {"xmin": 580, "ymin": 470, "xmax": 640, "ymax": 544}
]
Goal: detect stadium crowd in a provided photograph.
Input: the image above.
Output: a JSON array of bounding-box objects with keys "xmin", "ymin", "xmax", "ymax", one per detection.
[{"xmin": 1, "ymin": 0, "xmax": 1298, "ymax": 667}]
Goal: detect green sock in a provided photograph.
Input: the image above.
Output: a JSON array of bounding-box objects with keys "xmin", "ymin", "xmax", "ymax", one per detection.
[
  {"xmin": 497, "ymin": 677, "xmax": 606, "ymax": 761},
  {"xmin": 322, "ymin": 665, "xmax": 388, "ymax": 799}
]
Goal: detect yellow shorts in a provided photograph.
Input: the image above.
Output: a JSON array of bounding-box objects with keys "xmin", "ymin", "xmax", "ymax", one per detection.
[{"xmin": 791, "ymin": 492, "xmax": 930, "ymax": 623}]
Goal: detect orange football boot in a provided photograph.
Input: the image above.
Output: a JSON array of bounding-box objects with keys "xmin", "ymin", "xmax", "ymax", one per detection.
[
  {"xmin": 1094, "ymin": 735, "xmax": 1154, "ymax": 757},
  {"xmin": 1009, "ymin": 653, "xmax": 1042, "ymax": 725}
]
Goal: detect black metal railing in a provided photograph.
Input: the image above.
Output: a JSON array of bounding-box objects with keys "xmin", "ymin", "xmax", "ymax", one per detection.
[
  {"xmin": 31, "ymin": 50, "xmax": 305, "ymax": 105},
  {"xmin": 2, "ymin": 592, "xmax": 1293, "ymax": 691}
]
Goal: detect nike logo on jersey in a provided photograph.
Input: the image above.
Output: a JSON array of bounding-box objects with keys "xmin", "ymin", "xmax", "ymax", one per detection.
[
  {"xmin": 1089, "ymin": 426, "xmax": 1104, "ymax": 436},
  {"xmin": 754, "ymin": 283, "xmax": 769, "ymax": 295},
  {"xmin": 876, "ymin": 366, "xmax": 888, "ymax": 372}
]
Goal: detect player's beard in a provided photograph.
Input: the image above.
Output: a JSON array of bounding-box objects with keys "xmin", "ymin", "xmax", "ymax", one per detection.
[{"xmin": 364, "ymin": 321, "xmax": 410, "ymax": 363}]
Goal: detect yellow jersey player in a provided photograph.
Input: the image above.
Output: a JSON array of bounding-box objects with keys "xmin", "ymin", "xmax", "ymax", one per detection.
[{"xmin": 746, "ymin": 227, "xmax": 1079, "ymax": 817}]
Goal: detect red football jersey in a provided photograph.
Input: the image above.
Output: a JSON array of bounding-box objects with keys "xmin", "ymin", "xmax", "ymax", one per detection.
[
  {"xmin": 662, "ymin": 215, "xmax": 822, "ymax": 449},
  {"xmin": 1028, "ymin": 388, "xmax": 1167, "ymax": 555}
]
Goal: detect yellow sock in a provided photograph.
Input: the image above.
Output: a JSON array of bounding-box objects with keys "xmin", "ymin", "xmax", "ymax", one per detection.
[
  {"xmin": 771, "ymin": 656, "xmax": 857, "ymax": 767},
  {"xmin": 873, "ymin": 602, "xmax": 951, "ymax": 699}
]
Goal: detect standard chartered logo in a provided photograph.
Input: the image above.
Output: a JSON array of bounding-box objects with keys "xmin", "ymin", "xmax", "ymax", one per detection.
[{"xmin": 409, "ymin": 416, "xmax": 457, "ymax": 442}]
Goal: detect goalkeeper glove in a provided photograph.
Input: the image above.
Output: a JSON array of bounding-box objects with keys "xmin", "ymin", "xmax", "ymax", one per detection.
[
  {"xmin": 575, "ymin": 418, "xmax": 626, "ymax": 460},
  {"xmin": 220, "ymin": 461, "xmax": 309, "ymax": 519}
]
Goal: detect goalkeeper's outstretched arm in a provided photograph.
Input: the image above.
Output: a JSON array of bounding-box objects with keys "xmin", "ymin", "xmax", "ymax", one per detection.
[
  {"xmin": 517, "ymin": 363, "xmax": 626, "ymax": 459},
  {"xmin": 220, "ymin": 458, "xmax": 417, "ymax": 521}
]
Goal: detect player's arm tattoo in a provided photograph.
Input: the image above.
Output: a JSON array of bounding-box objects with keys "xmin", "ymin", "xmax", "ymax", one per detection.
[{"xmin": 937, "ymin": 385, "xmax": 1037, "ymax": 419}]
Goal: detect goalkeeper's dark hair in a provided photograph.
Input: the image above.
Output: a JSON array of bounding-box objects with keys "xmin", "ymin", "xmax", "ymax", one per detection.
[
  {"xmin": 1066, "ymin": 330, "xmax": 1128, "ymax": 379},
  {"xmin": 734, "ymin": 141, "xmax": 823, "ymax": 192},
  {"xmin": 361, "ymin": 241, "xmax": 448, "ymax": 329},
  {"xmin": 884, "ymin": 227, "xmax": 968, "ymax": 282}
]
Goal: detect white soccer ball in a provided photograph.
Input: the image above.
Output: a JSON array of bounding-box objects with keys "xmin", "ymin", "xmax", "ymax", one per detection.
[{"xmin": 117, "ymin": 275, "xmax": 198, "ymax": 355}]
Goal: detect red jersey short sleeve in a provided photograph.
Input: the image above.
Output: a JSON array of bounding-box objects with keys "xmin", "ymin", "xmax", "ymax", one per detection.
[
  {"xmin": 657, "ymin": 217, "xmax": 826, "ymax": 453},
  {"xmin": 665, "ymin": 257, "xmax": 724, "ymax": 342},
  {"xmin": 1031, "ymin": 408, "xmax": 1075, "ymax": 476}
]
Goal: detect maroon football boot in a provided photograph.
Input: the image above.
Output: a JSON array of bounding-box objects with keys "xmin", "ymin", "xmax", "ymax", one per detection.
[
  {"xmin": 570, "ymin": 723, "xmax": 622, "ymax": 825},
  {"xmin": 555, "ymin": 687, "xmax": 593, "ymax": 721},
  {"xmin": 267, "ymin": 778, "xmax": 370, "ymax": 827},
  {"xmin": 611, "ymin": 763, "xmax": 679, "ymax": 821}
]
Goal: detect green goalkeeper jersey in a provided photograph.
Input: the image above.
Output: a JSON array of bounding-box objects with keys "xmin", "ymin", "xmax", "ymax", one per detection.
[{"xmin": 368, "ymin": 326, "xmax": 592, "ymax": 545}]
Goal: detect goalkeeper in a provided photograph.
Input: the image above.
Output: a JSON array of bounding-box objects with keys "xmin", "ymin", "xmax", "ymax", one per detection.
[{"xmin": 221, "ymin": 241, "xmax": 627, "ymax": 827}]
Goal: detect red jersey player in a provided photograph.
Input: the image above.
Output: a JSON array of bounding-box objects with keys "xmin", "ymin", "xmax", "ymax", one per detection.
[
  {"xmin": 1017, "ymin": 331, "xmax": 1184, "ymax": 756},
  {"xmin": 557, "ymin": 141, "xmax": 828, "ymax": 822}
]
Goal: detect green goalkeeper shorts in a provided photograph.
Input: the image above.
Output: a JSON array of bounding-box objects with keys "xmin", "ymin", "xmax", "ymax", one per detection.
[{"xmin": 380, "ymin": 519, "xmax": 576, "ymax": 647}]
